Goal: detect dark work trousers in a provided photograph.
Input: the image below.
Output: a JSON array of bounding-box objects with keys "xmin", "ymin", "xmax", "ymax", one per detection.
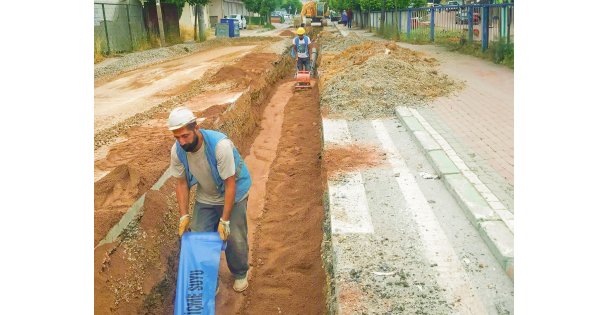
[{"xmin": 191, "ymin": 197, "xmax": 249, "ymax": 279}]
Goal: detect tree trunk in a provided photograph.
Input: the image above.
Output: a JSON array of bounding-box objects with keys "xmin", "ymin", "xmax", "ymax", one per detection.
[{"xmin": 193, "ymin": 5, "xmax": 198, "ymax": 41}]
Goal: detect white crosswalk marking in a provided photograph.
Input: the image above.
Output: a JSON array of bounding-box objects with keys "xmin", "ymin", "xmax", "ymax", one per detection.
[
  {"xmin": 323, "ymin": 118, "xmax": 374, "ymax": 235},
  {"xmin": 371, "ymin": 119, "xmax": 487, "ymax": 315}
]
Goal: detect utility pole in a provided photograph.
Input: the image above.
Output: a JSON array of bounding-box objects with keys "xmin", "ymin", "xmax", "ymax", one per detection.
[{"xmin": 156, "ymin": 0, "xmax": 166, "ymax": 46}]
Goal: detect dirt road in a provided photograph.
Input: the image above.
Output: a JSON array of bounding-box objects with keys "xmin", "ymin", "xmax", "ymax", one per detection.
[{"xmin": 94, "ymin": 45, "xmax": 256, "ymax": 133}]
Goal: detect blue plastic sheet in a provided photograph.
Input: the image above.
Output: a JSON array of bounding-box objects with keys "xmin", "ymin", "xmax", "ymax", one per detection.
[{"xmin": 174, "ymin": 232, "xmax": 226, "ymax": 315}]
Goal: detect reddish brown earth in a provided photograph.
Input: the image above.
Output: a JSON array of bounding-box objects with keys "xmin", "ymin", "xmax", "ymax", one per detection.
[
  {"xmin": 95, "ymin": 42, "xmax": 328, "ymax": 313},
  {"xmin": 323, "ymin": 144, "xmax": 387, "ymax": 178},
  {"xmin": 240, "ymin": 81, "xmax": 327, "ymax": 314},
  {"xmin": 279, "ymin": 30, "xmax": 295, "ymax": 36}
]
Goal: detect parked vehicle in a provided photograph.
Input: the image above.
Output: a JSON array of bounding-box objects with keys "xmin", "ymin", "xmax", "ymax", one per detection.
[
  {"xmin": 446, "ymin": 1, "xmax": 460, "ymax": 11},
  {"xmin": 227, "ymin": 14, "xmax": 247, "ymax": 29}
]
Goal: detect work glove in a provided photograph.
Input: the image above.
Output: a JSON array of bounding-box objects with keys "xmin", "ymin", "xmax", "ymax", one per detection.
[
  {"xmin": 218, "ymin": 218, "xmax": 231, "ymax": 241},
  {"xmin": 178, "ymin": 214, "xmax": 191, "ymax": 237}
]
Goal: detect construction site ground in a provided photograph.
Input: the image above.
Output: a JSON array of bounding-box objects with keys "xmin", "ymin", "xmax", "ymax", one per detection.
[{"xmin": 94, "ymin": 21, "xmax": 513, "ymax": 314}]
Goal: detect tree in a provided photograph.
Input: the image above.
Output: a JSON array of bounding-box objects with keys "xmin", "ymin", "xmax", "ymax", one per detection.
[
  {"xmin": 243, "ymin": 0, "xmax": 281, "ymax": 24},
  {"xmin": 281, "ymin": 0, "xmax": 302, "ymax": 15}
]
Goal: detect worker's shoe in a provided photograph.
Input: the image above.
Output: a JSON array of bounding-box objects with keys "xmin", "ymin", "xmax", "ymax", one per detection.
[{"xmin": 233, "ymin": 271, "xmax": 249, "ymax": 292}]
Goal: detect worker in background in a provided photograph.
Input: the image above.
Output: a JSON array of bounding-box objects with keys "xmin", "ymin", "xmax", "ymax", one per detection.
[
  {"xmin": 341, "ymin": 10, "xmax": 347, "ymax": 26},
  {"xmin": 347, "ymin": 8, "xmax": 353, "ymax": 29},
  {"xmin": 292, "ymin": 27, "xmax": 313, "ymax": 71},
  {"xmin": 167, "ymin": 106, "xmax": 252, "ymax": 293}
]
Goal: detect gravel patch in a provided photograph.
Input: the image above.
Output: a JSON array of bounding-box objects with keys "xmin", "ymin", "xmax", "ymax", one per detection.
[
  {"xmin": 318, "ymin": 35, "xmax": 463, "ymax": 120},
  {"xmin": 319, "ymin": 32, "xmax": 366, "ymax": 53}
]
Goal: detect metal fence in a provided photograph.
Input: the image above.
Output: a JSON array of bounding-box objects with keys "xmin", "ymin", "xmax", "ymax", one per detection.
[
  {"xmin": 354, "ymin": 3, "xmax": 513, "ymax": 50},
  {"xmin": 94, "ymin": 2, "xmax": 148, "ymax": 55}
]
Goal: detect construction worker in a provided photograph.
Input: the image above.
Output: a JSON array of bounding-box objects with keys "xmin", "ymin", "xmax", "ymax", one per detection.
[
  {"xmin": 292, "ymin": 27, "xmax": 313, "ymax": 71},
  {"xmin": 167, "ymin": 106, "xmax": 252, "ymax": 292}
]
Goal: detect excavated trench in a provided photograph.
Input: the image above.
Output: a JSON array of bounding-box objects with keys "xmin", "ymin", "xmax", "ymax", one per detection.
[{"xmin": 94, "ymin": 34, "xmax": 329, "ymax": 314}]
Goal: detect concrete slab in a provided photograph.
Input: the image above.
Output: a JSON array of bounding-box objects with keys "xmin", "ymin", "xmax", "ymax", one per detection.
[
  {"xmin": 399, "ymin": 115, "xmax": 425, "ymax": 131},
  {"xmin": 413, "ymin": 130, "xmax": 441, "ymax": 152},
  {"xmin": 395, "ymin": 106, "xmax": 412, "ymax": 117},
  {"xmin": 428, "ymin": 150, "xmax": 460, "ymax": 176},
  {"xmin": 443, "ymin": 174, "xmax": 498, "ymax": 226},
  {"xmin": 328, "ymin": 171, "xmax": 374, "ymax": 234},
  {"xmin": 479, "ymin": 221, "xmax": 514, "ymax": 269}
]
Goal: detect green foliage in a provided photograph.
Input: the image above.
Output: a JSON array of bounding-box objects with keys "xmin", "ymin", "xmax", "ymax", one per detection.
[
  {"xmin": 492, "ymin": 39, "xmax": 514, "ymax": 68},
  {"xmin": 243, "ymin": 0, "xmax": 281, "ymax": 23},
  {"xmin": 355, "ymin": 0, "xmax": 423, "ymax": 12},
  {"xmin": 377, "ymin": 23, "xmax": 400, "ymax": 40},
  {"xmin": 151, "ymin": 0, "xmax": 211, "ymax": 7},
  {"xmin": 281, "ymin": 0, "xmax": 302, "ymax": 14}
]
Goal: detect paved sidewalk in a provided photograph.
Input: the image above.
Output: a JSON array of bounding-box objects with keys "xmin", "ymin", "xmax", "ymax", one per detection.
[{"xmin": 337, "ymin": 24, "xmax": 514, "ymax": 213}]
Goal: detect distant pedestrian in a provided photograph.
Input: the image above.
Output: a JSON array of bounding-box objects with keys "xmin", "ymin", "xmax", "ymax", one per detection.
[
  {"xmin": 341, "ymin": 10, "xmax": 347, "ymax": 26},
  {"xmin": 347, "ymin": 8, "xmax": 353, "ymax": 28}
]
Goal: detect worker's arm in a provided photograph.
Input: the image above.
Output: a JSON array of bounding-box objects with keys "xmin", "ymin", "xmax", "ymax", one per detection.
[
  {"xmin": 218, "ymin": 175, "xmax": 236, "ymax": 240},
  {"xmin": 216, "ymin": 140, "xmax": 238, "ymax": 240},
  {"xmin": 176, "ymin": 176, "xmax": 190, "ymax": 218},
  {"xmin": 170, "ymin": 145, "xmax": 192, "ymax": 237},
  {"xmin": 221, "ymin": 175, "xmax": 236, "ymax": 222}
]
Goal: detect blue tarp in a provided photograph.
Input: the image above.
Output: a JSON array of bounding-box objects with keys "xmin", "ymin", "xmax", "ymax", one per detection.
[{"xmin": 174, "ymin": 232, "xmax": 225, "ymax": 315}]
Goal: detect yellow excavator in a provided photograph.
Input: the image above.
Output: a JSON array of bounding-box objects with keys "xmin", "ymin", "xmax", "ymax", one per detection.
[{"xmin": 299, "ymin": 0, "xmax": 329, "ymax": 26}]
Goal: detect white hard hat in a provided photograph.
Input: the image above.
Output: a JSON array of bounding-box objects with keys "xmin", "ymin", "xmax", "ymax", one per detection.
[{"xmin": 167, "ymin": 106, "xmax": 196, "ymax": 131}]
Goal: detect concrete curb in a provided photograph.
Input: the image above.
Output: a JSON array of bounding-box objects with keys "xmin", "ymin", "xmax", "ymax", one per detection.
[{"xmin": 395, "ymin": 106, "xmax": 514, "ymax": 281}]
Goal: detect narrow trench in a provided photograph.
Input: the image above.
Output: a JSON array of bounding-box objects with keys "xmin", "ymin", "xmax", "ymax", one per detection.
[
  {"xmin": 216, "ymin": 78, "xmax": 327, "ymax": 314},
  {"xmin": 242, "ymin": 80, "xmax": 326, "ymax": 314},
  {"xmin": 94, "ymin": 45, "xmax": 328, "ymax": 314}
]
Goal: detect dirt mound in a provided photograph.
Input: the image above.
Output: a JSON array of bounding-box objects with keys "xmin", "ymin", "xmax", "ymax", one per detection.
[
  {"xmin": 318, "ymin": 40, "xmax": 462, "ymax": 119},
  {"xmin": 319, "ymin": 32, "xmax": 366, "ymax": 53},
  {"xmin": 209, "ymin": 52, "xmax": 280, "ymax": 89},
  {"xmin": 279, "ymin": 30, "xmax": 295, "ymax": 36},
  {"xmin": 94, "ymin": 179, "xmax": 181, "ymax": 315},
  {"xmin": 323, "ymin": 144, "xmax": 387, "ymax": 178}
]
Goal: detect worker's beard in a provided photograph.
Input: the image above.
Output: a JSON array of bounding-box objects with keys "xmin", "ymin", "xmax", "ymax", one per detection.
[{"xmin": 181, "ymin": 132, "xmax": 200, "ymax": 152}]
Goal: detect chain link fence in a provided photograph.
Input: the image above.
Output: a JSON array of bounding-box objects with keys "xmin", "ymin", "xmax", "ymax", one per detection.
[{"xmin": 94, "ymin": 2, "xmax": 148, "ymax": 55}]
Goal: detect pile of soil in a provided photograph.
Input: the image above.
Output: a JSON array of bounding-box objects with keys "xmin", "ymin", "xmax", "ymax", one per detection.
[
  {"xmin": 323, "ymin": 144, "xmax": 387, "ymax": 178},
  {"xmin": 279, "ymin": 30, "xmax": 295, "ymax": 36},
  {"xmin": 208, "ymin": 53, "xmax": 279, "ymax": 89},
  {"xmin": 318, "ymin": 32, "xmax": 366, "ymax": 53},
  {"xmin": 318, "ymin": 39, "xmax": 463, "ymax": 119}
]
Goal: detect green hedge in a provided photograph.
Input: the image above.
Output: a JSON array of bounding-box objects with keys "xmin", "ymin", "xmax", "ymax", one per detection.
[
  {"xmin": 247, "ymin": 16, "xmax": 264, "ymax": 25},
  {"xmin": 246, "ymin": 15, "xmax": 285, "ymax": 25}
]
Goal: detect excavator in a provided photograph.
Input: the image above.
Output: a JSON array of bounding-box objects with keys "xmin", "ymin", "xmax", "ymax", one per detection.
[{"xmin": 299, "ymin": 0, "xmax": 329, "ymax": 26}]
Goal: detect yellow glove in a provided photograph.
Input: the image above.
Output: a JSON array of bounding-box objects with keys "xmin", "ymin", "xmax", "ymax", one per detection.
[
  {"xmin": 218, "ymin": 218, "xmax": 231, "ymax": 241},
  {"xmin": 178, "ymin": 214, "xmax": 190, "ymax": 237}
]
